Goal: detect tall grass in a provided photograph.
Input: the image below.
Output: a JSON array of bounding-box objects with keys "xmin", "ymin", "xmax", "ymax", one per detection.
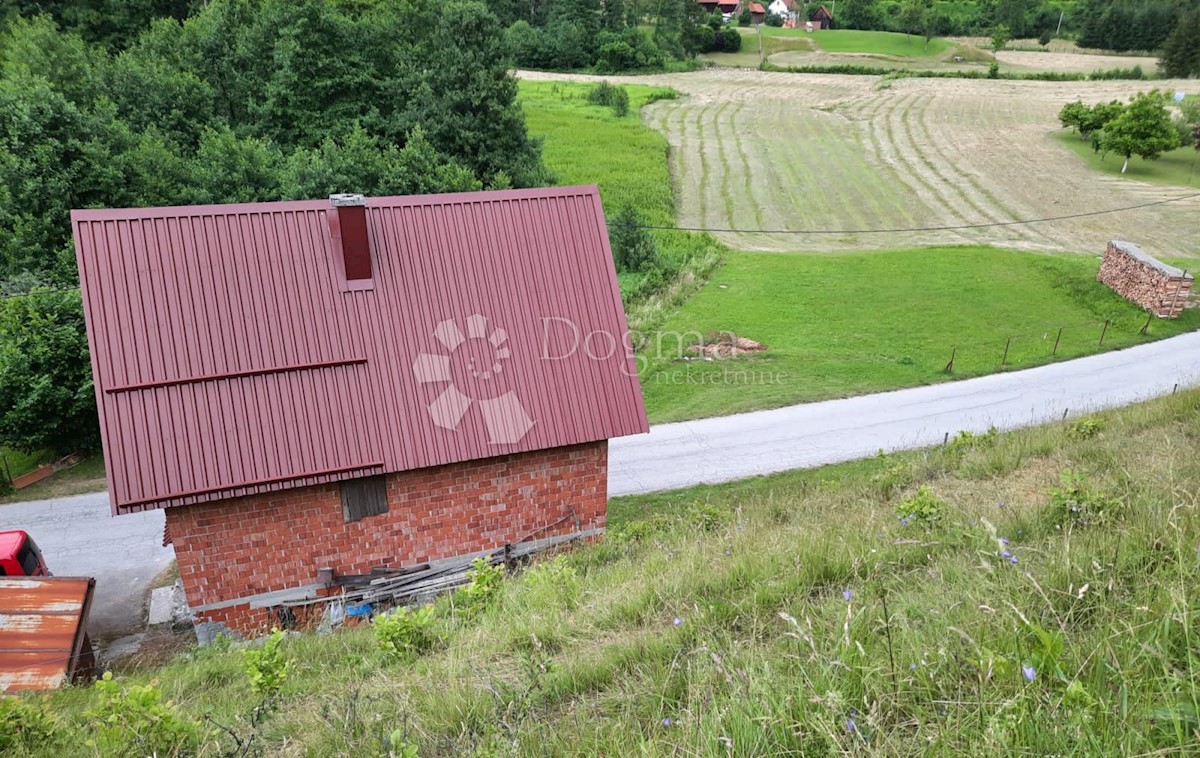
[{"xmin": 16, "ymin": 389, "xmax": 1200, "ymax": 755}]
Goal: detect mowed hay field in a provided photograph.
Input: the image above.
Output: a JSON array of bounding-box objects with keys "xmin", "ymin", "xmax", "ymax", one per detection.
[{"xmin": 524, "ymin": 70, "xmax": 1199, "ymax": 258}]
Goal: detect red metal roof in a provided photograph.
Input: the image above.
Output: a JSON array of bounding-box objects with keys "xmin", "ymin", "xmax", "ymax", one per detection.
[
  {"xmin": 73, "ymin": 186, "xmax": 648, "ymax": 515},
  {"xmin": 0, "ymin": 577, "xmax": 95, "ymax": 692},
  {"xmin": 749, "ymin": 3, "xmax": 765, "ymax": 12}
]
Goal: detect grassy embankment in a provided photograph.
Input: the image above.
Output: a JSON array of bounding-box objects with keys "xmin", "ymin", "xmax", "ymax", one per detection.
[
  {"xmin": 16, "ymin": 388, "xmax": 1200, "ymax": 755},
  {"xmin": 1054, "ymin": 129, "xmax": 1200, "ymax": 188},
  {"xmin": 640, "ymin": 246, "xmax": 1200, "ymax": 423}
]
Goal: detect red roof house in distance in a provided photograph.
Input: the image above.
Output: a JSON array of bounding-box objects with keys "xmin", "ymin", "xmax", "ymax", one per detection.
[{"xmin": 72, "ymin": 186, "xmax": 648, "ymax": 637}]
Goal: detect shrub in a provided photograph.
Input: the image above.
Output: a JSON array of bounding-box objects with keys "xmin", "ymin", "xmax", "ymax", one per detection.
[
  {"xmin": 720, "ymin": 26, "xmax": 742, "ymax": 52},
  {"xmin": 524, "ymin": 555, "xmax": 582, "ymax": 609},
  {"xmin": 456, "ymin": 557, "xmax": 505, "ymax": 617},
  {"xmin": 987, "ymin": 61, "xmax": 1000, "ymax": 79},
  {"xmin": 375, "ymin": 605, "xmax": 439, "ymax": 660},
  {"xmin": 608, "ymin": 206, "xmax": 661, "ymax": 274},
  {"xmin": 947, "ymin": 427, "xmax": 998, "ymax": 454},
  {"xmin": 586, "ymin": 80, "xmax": 630, "ymax": 116},
  {"xmin": 85, "ymin": 672, "xmax": 205, "ymax": 756},
  {"xmin": 1046, "ymin": 470, "xmax": 1123, "ymax": 528},
  {"xmin": 0, "ymin": 696, "xmax": 60, "ymax": 754},
  {"xmin": 1067, "ymin": 416, "xmax": 1105, "ymax": 440},
  {"xmin": 895, "ymin": 485, "xmax": 947, "ymax": 526},
  {"xmin": 738, "ymin": 7, "xmax": 752, "ymax": 26},
  {"xmin": 765, "ymin": 12, "xmax": 784, "ymax": 27},
  {"xmin": 243, "ymin": 629, "xmax": 290, "ymax": 698},
  {"xmin": 595, "ymin": 29, "xmax": 664, "ymax": 72}
]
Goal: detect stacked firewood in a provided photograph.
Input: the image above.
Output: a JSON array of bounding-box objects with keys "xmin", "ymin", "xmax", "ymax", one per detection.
[{"xmin": 1097, "ymin": 241, "xmax": 1193, "ymax": 318}]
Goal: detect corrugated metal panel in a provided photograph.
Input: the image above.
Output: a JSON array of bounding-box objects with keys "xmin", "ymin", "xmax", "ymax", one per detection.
[
  {"xmin": 0, "ymin": 577, "xmax": 95, "ymax": 692},
  {"xmin": 73, "ymin": 186, "xmax": 648, "ymax": 515}
]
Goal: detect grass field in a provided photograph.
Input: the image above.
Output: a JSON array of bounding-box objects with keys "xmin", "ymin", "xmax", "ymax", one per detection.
[
  {"xmin": 520, "ymin": 81, "xmax": 678, "ymax": 227},
  {"xmin": 627, "ymin": 69, "xmax": 1200, "ymax": 256},
  {"xmin": 805, "ymin": 29, "xmax": 952, "ymax": 57},
  {"xmin": 1054, "ymin": 129, "xmax": 1200, "ymax": 188},
  {"xmin": 16, "ymin": 389, "xmax": 1200, "ymax": 755},
  {"xmin": 639, "ymin": 246, "xmax": 1200, "ymax": 422},
  {"xmin": 519, "ymin": 79, "xmax": 724, "ymax": 306}
]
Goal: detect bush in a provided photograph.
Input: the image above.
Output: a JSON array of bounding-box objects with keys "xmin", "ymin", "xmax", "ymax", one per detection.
[
  {"xmin": 374, "ymin": 605, "xmax": 439, "ymax": 660},
  {"xmin": 720, "ymin": 27, "xmax": 742, "ymax": 52},
  {"xmin": 738, "ymin": 7, "xmax": 752, "ymax": 26},
  {"xmin": 595, "ymin": 29, "xmax": 664, "ymax": 72},
  {"xmin": 1067, "ymin": 416, "xmax": 1105, "ymax": 440},
  {"xmin": 765, "ymin": 13, "xmax": 784, "ymax": 27},
  {"xmin": 85, "ymin": 672, "xmax": 205, "ymax": 756},
  {"xmin": 0, "ymin": 696, "xmax": 60, "ymax": 754},
  {"xmin": 524, "ymin": 555, "xmax": 582, "ymax": 609},
  {"xmin": 586, "ymin": 81, "xmax": 629, "ymax": 117},
  {"xmin": 608, "ymin": 206, "xmax": 660, "ymax": 274},
  {"xmin": 895, "ymin": 485, "xmax": 947, "ymax": 526},
  {"xmin": 1046, "ymin": 470, "xmax": 1123, "ymax": 528},
  {"xmin": 456, "ymin": 557, "xmax": 505, "ymax": 617},
  {"xmin": 243, "ymin": 629, "xmax": 290, "ymax": 698}
]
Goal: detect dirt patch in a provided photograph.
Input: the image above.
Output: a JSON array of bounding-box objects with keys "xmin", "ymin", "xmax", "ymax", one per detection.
[{"xmin": 686, "ymin": 331, "xmax": 767, "ymax": 358}]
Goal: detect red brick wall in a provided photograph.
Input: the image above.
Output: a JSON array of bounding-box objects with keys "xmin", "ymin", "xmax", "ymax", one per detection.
[{"xmin": 166, "ymin": 441, "xmax": 607, "ymax": 637}]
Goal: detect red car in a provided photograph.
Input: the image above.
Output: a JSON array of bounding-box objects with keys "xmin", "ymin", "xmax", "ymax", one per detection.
[{"xmin": 0, "ymin": 530, "xmax": 50, "ymax": 576}]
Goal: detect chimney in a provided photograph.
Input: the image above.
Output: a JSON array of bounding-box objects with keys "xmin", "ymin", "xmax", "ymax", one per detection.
[{"xmin": 329, "ymin": 193, "xmax": 372, "ymax": 281}]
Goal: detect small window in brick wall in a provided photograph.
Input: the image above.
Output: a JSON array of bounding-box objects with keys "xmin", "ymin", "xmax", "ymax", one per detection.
[{"xmin": 341, "ymin": 475, "xmax": 388, "ymax": 522}]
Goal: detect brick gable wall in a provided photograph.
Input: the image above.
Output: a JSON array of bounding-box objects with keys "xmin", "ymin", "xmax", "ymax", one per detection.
[{"xmin": 166, "ymin": 441, "xmax": 607, "ymax": 637}]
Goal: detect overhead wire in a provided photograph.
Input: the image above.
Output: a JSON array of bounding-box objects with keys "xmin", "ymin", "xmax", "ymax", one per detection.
[{"xmin": 2, "ymin": 192, "xmax": 1197, "ymax": 301}]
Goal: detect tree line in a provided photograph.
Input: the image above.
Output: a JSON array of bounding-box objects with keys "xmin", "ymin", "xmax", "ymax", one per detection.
[{"xmin": 833, "ymin": 0, "xmax": 1200, "ymax": 52}]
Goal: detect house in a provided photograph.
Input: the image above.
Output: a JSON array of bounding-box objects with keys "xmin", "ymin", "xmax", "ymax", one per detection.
[
  {"xmin": 696, "ymin": 0, "xmax": 739, "ymax": 15},
  {"xmin": 748, "ymin": 2, "xmax": 766, "ymax": 24},
  {"xmin": 71, "ymin": 186, "xmax": 649, "ymax": 638},
  {"xmin": 809, "ymin": 4, "xmax": 833, "ymax": 29}
]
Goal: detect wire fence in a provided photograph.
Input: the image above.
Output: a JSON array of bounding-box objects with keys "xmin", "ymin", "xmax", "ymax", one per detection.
[{"xmin": 938, "ymin": 313, "xmax": 1165, "ymax": 376}]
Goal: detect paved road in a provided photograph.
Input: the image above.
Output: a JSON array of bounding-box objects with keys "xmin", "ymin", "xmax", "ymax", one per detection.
[
  {"xmin": 0, "ymin": 492, "xmax": 173, "ymax": 640},
  {"xmin": 3, "ymin": 332, "xmax": 1197, "ymax": 639},
  {"xmin": 609, "ymin": 332, "xmax": 1200, "ymax": 495}
]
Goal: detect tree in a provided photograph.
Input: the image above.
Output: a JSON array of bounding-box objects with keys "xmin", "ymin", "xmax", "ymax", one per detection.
[
  {"xmin": 1059, "ymin": 99, "xmax": 1124, "ymax": 140},
  {"xmin": 1100, "ymin": 91, "xmax": 1181, "ymax": 174},
  {"xmin": 0, "ymin": 288, "xmax": 98, "ymax": 455},
  {"xmin": 1160, "ymin": 10, "xmax": 1200, "ymax": 79},
  {"xmin": 991, "ymin": 23, "xmax": 1010, "ymax": 52}
]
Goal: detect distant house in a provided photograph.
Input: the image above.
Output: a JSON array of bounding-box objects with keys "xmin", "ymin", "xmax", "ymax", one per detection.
[
  {"xmin": 809, "ymin": 3, "xmax": 833, "ymax": 28},
  {"xmin": 695, "ymin": 0, "xmax": 739, "ymax": 15},
  {"xmin": 748, "ymin": 2, "xmax": 766, "ymax": 24},
  {"xmin": 72, "ymin": 186, "xmax": 648, "ymax": 638}
]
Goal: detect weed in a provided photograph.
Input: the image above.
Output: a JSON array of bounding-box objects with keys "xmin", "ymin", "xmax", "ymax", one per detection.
[
  {"xmin": 85, "ymin": 672, "xmax": 205, "ymax": 757},
  {"xmin": 1046, "ymin": 470, "xmax": 1124, "ymax": 528},
  {"xmin": 523, "ymin": 555, "xmax": 582, "ymax": 610},
  {"xmin": 243, "ymin": 629, "xmax": 289, "ymax": 698},
  {"xmin": 895, "ymin": 485, "xmax": 947, "ymax": 526},
  {"xmin": 0, "ymin": 696, "xmax": 59, "ymax": 754},
  {"xmin": 1067, "ymin": 416, "xmax": 1105, "ymax": 440},
  {"xmin": 456, "ymin": 557, "xmax": 505, "ymax": 618},
  {"xmin": 374, "ymin": 605, "xmax": 439, "ymax": 661}
]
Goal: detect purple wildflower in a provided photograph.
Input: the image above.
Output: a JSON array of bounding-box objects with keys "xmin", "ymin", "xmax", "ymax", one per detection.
[
  {"xmin": 1010, "ymin": 556, "xmax": 1018, "ymax": 564},
  {"xmin": 673, "ymin": 617, "xmax": 683, "ymax": 627},
  {"xmin": 845, "ymin": 718, "xmax": 857, "ymax": 733},
  {"xmin": 1000, "ymin": 549, "xmax": 1012, "ymax": 559},
  {"xmin": 662, "ymin": 717, "xmax": 672, "ymax": 726},
  {"xmin": 843, "ymin": 589, "xmax": 853, "ymax": 602},
  {"xmin": 1022, "ymin": 665, "xmax": 1036, "ymax": 682},
  {"xmin": 999, "ymin": 500, "xmax": 1006, "ymax": 509},
  {"xmin": 999, "ymin": 537, "xmax": 1009, "ymax": 545}
]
